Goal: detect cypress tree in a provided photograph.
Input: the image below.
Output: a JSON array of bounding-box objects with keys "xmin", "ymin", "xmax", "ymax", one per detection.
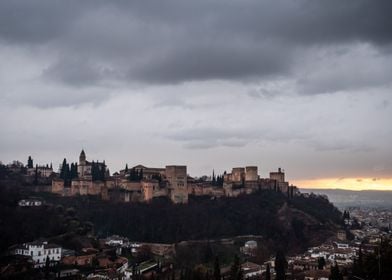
[
  {"xmin": 129, "ymin": 168, "xmax": 137, "ymax": 181},
  {"xmin": 318, "ymin": 257, "xmax": 326, "ymax": 270},
  {"xmin": 70, "ymin": 163, "xmax": 74, "ymax": 178},
  {"xmin": 275, "ymin": 250, "xmax": 287, "ymax": 280},
  {"xmin": 91, "ymin": 161, "xmax": 95, "ymax": 180},
  {"xmin": 100, "ymin": 164, "xmax": 106, "ymax": 181},
  {"xmin": 34, "ymin": 165, "xmax": 39, "ymax": 185},
  {"xmin": 329, "ymin": 262, "xmax": 342, "ymax": 280},
  {"xmin": 214, "ymin": 256, "xmax": 221, "ymax": 280},
  {"xmin": 60, "ymin": 158, "xmax": 67, "ymax": 179},
  {"xmin": 27, "ymin": 156, "xmax": 33, "ymax": 168},
  {"xmin": 265, "ymin": 263, "xmax": 271, "ymax": 280},
  {"xmin": 229, "ymin": 255, "xmax": 242, "ymax": 280},
  {"xmin": 45, "ymin": 256, "xmax": 50, "ymax": 278},
  {"xmin": 352, "ymin": 246, "xmax": 364, "ymax": 278}
]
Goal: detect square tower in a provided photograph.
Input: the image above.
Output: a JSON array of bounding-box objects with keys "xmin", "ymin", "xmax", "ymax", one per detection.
[{"xmin": 165, "ymin": 165, "xmax": 188, "ymax": 203}]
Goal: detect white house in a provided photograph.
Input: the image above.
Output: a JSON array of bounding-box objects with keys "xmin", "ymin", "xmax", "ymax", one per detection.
[
  {"xmin": 105, "ymin": 235, "xmax": 129, "ymax": 247},
  {"xmin": 27, "ymin": 166, "xmax": 53, "ymax": 177},
  {"xmin": 13, "ymin": 241, "xmax": 62, "ymax": 268},
  {"xmin": 335, "ymin": 242, "xmax": 349, "ymax": 249},
  {"xmin": 241, "ymin": 262, "xmax": 263, "ymax": 279},
  {"xmin": 241, "ymin": 240, "xmax": 258, "ymax": 256},
  {"xmin": 18, "ymin": 199, "xmax": 43, "ymax": 207}
]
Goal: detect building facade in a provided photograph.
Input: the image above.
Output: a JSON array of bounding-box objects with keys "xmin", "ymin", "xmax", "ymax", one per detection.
[
  {"xmin": 165, "ymin": 165, "xmax": 188, "ymax": 203},
  {"xmin": 13, "ymin": 241, "xmax": 62, "ymax": 268}
]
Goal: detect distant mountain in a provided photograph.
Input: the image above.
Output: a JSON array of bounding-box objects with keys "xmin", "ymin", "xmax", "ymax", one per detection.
[{"xmin": 301, "ymin": 188, "xmax": 392, "ymax": 209}]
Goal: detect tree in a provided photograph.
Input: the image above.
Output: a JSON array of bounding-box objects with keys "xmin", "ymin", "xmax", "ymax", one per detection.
[
  {"xmin": 45, "ymin": 256, "xmax": 50, "ymax": 279},
  {"xmin": 214, "ymin": 256, "xmax": 221, "ymax": 280},
  {"xmin": 125, "ymin": 164, "xmax": 129, "ymax": 173},
  {"xmin": 34, "ymin": 165, "xmax": 39, "ymax": 185},
  {"xmin": 70, "ymin": 163, "xmax": 75, "ymax": 178},
  {"xmin": 100, "ymin": 164, "xmax": 106, "ymax": 181},
  {"xmin": 229, "ymin": 255, "xmax": 243, "ymax": 280},
  {"xmin": 171, "ymin": 268, "xmax": 175, "ymax": 280},
  {"xmin": 236, "ymin": 268, "xmax": 243, "ymax": 280},
  {"xmin": 351, "ymin": 237, "xmax": 392, "ymax": 279},
  {"xmin": 265, "ymin": 263, "xmax": 271, "ymax": 280},
  {"xmin": 27, "ymin": 156, "xmax": 33, "ymax": 168},
  {"xmin": 216, "ymin": 175, "xmax": 224, "ymax": 187},
  {"xmin": 73, "ymin": 163, "xmax": 78, "ymax": 178},
  {"xmin": 329, "ymin": 262, "xmax": 342, "ymax": 280},
  {"xmin": 275, "ymin": 250, "xmax": 287, "ymax": 280},
  {"xmin": 60, "ymin": 158, "xmax": 72, "ymax": 185},
  {"xmin": 136, "ymin": 245, "xmax": 152, "ymax": 263},
  {"xmin": 60, "ymin": 158, "xmax": 66, "ymax": 179},
  {"xmin": 318, "ymin": 257, "xmax": 326, "ymax": 270},
  {"xmin": 92, "ymin": 257, "xmax": 99, "ymax": 270},
  {"xmin": 290, "ymin": 186, "xmax": 294, "ymax": 198},
  {"xmin": 129, "ymin": 168, "xmax": 140, "ymax": 181},
  {"xmin": 358, "ymin": 245, "xmax": 363, "ymax": 271},
  {"xmin": 91, "ymin": 161, "xmax": 97, "ymax": 181},
  {"xmin": 342, "ymin": 210, "xmax": 350, "ymax": 220},
  {"xmin": 352, "ymin": 245, "xmax": 364, "ymax": 278}
]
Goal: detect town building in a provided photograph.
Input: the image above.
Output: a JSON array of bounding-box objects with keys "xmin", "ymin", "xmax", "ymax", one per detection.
[
  {"xmin": 241, "ymin": 261, "xmax": 263, "ymax": 279},
  {"xmin": 240, "ymin": 240, "xmax": 258, "ymax": 256},
  {"xmin": 12, "ymin": 241, "xmax": 62, "ymax": 268}
]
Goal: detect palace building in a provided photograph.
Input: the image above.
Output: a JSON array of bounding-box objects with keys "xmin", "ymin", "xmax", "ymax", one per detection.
[{"xmin": 51, "ymin": 150, "xmax": 298, "ymax": 203}]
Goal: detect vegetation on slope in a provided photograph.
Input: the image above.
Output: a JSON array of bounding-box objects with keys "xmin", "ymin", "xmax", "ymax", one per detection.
[{"xmin": 0, "ymin": 180, "xmax": 343, "ymax": 255}]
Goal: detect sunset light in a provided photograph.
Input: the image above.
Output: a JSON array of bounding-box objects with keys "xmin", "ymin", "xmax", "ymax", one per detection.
[{"xmin": 294, "ymin": 177, "xmax": 392, "ymax": 191}]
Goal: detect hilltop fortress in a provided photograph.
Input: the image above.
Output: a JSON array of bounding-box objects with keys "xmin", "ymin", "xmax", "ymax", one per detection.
[{"xmin": 51, "ymin": 150, "xmax": 298, "ymax": 203}]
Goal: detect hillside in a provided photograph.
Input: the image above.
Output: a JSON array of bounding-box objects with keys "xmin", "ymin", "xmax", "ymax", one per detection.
[{"xmin": 0, "ymin": 182, "xmax": 343, "ymax": 255}]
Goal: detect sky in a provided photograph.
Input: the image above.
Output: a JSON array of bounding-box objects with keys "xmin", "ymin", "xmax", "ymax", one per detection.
[{"xmin": 0, "ymin": 0, "xmax": 391, "ymax": 190}]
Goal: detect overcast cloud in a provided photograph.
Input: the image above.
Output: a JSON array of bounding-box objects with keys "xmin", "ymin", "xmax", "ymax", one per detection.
[{"xmin": 0, "ymin": 0, "xmax": 391, "ymax": 184}]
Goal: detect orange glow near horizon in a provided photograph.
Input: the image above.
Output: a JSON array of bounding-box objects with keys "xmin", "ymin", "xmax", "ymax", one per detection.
[{"xmin": 292, "ymin": 177, "xmax": 392, "ymax": 191}]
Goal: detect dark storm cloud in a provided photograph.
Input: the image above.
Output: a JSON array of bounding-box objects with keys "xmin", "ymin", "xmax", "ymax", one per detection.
[
  {"xmin": 43, "ymin": 58, "xmax": 105, "ymax": 87},
  {"xmin": 131, "ymin": 42, "xmax": 291, "ymax": 83},
  {"xmin": 1, "ymin": 0, "xmax": 392, "ymax": 88},
  {"xmin": 167, "ymin": 125, "xmax": 311, "ymax": 150},
  {"xmin": 0, "ymin": 0, "xmax": 85, "ymax": 44}
]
